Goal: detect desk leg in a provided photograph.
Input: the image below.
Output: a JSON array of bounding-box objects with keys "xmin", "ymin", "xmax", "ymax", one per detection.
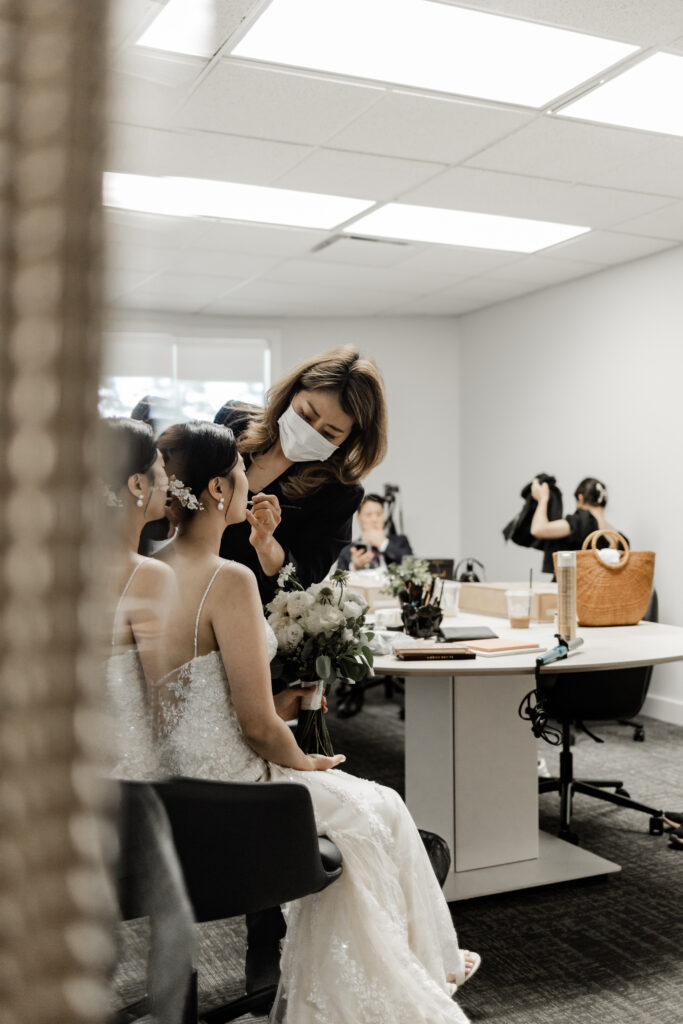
[
  {"xmin": 453, "ymin": 673, "xmax": 538, "ymax": 871},
  {"xmin": 404, "ymin": 672, "xmax": 621, "ymax": 901}
]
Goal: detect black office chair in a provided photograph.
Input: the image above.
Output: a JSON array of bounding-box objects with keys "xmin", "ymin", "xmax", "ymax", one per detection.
[
  {"xmin": 115, "ymin": 778, "xmax": 342, "ymax": 1024},
  {"xmin": 538, "ymin": 590, "xmax": 664, "ymax": 843}
]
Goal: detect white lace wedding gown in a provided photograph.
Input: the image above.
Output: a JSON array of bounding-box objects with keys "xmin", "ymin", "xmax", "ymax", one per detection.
[{"xmin": 154, "ymin": 565, "xmax": 471, "ymax": 1024}]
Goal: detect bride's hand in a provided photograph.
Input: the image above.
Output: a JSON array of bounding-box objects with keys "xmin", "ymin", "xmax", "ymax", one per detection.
[
  {"xmin": 274, "ymin": 687, "xmax": 329, "ymax": 721},
  {"xmin": 304, "ymin": 753, "xmax": 346, "ymax": 771}
]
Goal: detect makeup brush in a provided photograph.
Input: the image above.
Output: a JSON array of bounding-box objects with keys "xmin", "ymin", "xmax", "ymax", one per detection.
[{"xmin": 247, "ymin": 498, "xmax": 301, "ymax": 510}]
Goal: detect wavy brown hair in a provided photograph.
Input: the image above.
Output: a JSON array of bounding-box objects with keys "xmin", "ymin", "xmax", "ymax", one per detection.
[{"xmin": 234, "ymin": 346, "xmax": 387, "ymax": 500}]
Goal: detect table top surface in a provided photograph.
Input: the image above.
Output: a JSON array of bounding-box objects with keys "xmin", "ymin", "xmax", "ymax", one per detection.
[{"xmin": 371, "ymin": 611, "xmax": 683, "ymax": 676}]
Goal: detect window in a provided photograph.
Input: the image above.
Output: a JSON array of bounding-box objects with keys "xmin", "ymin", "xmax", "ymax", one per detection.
[{"xmin": 100, "ymin": 333, "xmax": 271, "ymax": 422}]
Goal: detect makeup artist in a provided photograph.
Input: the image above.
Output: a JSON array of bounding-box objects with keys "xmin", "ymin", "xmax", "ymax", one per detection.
[{"xmin": 214, "ymin": 345, "xmax": 389, "ymax": 603}]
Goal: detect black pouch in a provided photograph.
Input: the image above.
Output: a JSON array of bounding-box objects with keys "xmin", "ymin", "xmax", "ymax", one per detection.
[{"xmin": 418, "ymin": 828, "xmax": 451, "ymax": 888}]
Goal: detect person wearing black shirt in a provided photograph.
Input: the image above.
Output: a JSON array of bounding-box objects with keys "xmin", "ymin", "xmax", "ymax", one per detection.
[
  {"xmin": 214, "ymin": 346, "xmax": 389, "ymax": 1007},
  {"xmin": 530, "ymin": 476, "xmax": 627, "ymax": 551},
  {"xmin": 337, "ymin": 493, "xmax": 412, "ymax": 570},
  {"xmin": 214, "ymin": 346, "xmax": 388, "ymax": 605}
]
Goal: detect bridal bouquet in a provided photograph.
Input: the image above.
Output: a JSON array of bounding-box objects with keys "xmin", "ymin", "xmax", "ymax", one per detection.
[{"xmin": 266, "ymin": 566, "xmax": 374, "ymax": 755}]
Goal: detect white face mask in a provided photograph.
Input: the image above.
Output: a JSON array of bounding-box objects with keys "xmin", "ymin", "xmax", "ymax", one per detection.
[{"xmin": 278, "ymin": 403, "xmax": 340, "ymax": 463}]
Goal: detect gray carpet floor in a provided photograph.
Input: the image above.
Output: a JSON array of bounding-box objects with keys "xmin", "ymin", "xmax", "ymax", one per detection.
[{"xmin": 113, "ymin": 685, "xmax": 683, "ymax": 1022}]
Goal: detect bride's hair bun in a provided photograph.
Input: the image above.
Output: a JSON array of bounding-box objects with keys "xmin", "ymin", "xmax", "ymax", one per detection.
[{"xmin": 157, "ymin": 421, "xmax": 238, "ymax": 525}]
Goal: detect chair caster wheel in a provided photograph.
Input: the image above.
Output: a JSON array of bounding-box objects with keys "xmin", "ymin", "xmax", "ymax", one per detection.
[
  {"xmin": 615, "ymin": 787, "xmax": 630, "ymax": 798},
  {"xmin": 650, "ymin": 817, "xmax": 664, "ymax": 836},
  {"xmin": 634, "ymin": 727, "xmax": 645, "ymax": 742}
]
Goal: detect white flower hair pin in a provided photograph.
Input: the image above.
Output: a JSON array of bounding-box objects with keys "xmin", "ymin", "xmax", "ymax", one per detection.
[{"xmin": 168, "ymin": 475, "xmax": 204, "ymax": 511}]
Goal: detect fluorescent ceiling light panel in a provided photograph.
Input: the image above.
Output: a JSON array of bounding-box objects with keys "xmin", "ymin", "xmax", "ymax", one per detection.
[
  {"xmin": 344, "ymin": 203, "xmax": 590, "ymax": 253},
  {"xmin": 137, "ymin": 0, "xmax": 216, "ymax": 57},
  {"xmin": 231, "ymin": 0, "xmax": 637, "ymax": 108},
  {"xmin": 103, "ymin": 172, "xmax": 374, "ymax": 229},
  {"xmin": 559, "ymin": 53, "xmax": 683, "ymax": 137}
]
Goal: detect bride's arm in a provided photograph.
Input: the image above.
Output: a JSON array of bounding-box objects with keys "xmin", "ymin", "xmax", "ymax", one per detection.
[{"xmin": 211, "ymin": 563, "xmax": 344, "ymax": 772}]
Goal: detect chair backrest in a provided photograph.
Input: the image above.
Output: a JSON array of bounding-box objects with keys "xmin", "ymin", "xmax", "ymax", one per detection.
[
  {"xmin": 541, "ymin": 589, "xmax": 658, "ymax": 723},
  {"xmin": 153, "ymin": 777, "xmax": 341, "ymax": 921}
]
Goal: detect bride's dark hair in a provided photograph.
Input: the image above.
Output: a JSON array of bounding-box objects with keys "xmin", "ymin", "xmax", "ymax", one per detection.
[
  {"xmin": 157, "ymin": 421, "xmax": 238, "ymax": 525},
  {"xmin": 102, "ymin": 417, "xmax": 157, "ymax": 491}
]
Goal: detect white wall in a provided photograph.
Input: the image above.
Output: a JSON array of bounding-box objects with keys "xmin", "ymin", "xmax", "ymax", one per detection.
[{"xmin": 457, "ymin": 244, "xmax": 683, "ymax": 724}]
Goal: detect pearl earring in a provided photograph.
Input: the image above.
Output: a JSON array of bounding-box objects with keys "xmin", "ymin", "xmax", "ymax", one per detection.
[
  {"xmin": 217, "ymin": 499, "xmax": 224, "ymax": 511},
  {"xmin": 136, "ymin": 496, "xmax": 143, "ymax": 508}
]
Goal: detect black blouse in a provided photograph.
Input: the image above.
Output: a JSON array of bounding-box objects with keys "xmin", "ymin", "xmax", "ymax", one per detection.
[
  {"xmin": 565, "ymin": 509, "xmax": 628, "ymax": 551},
  {"xmin": 217, "ymin": 402, "xmax": 363, "ymax": 603}
]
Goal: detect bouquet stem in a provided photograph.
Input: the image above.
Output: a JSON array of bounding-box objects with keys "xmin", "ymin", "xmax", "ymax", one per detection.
[{"xmin": 295, "ymin": 681, "xmax": 335, "ymax": 756}]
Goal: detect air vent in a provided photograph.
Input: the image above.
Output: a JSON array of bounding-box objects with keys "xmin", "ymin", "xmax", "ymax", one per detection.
[{"xmin": 310, "ymin": 234, "xmax": 411, "ymax": 253}]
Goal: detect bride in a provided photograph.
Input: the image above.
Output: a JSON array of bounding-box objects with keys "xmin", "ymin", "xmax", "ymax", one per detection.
[{"xmin": 153, "ymin": 419, "xmax": 479, "ymax": 1024}]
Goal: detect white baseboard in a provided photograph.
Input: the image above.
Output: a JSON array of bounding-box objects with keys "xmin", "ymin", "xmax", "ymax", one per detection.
[{"xmin": 642, "ymin": 694, "xmax": 683, "ymax": 726}]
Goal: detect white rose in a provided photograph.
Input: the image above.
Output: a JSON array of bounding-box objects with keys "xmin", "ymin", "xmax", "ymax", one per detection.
[
  {"xmin": 342, "ymin": 628, "xmax": 355, "ymax": 643},
  {"xmin": 342, "ymin": 600, "xmax": 364, "ymax": 620},
  {"xmin": 303, "ymin": 604, "xmax": 345, "ymax": 635},
  {"xmin": 267, "ymin": 612, "xmax": 288, "ymax": 638},
  {"xmin": 266, "ymin": 591, "xmax": 289, "ymax": 615},
  {"xmin": 287, "ymin": 590, "xmax": 314, "ymax": 618},
  {"xmin": 345, "ymin": 589, "xmax": 365, "ymax": 605},
  {"xmin": 280, "ymin": 622, "xmax": 304, "ymax": 652}
]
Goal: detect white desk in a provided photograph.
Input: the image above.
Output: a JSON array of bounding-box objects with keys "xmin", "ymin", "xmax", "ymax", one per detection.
[{"xmin": 373, "ymin": 612, "xmax": 683, "ymax": 902}]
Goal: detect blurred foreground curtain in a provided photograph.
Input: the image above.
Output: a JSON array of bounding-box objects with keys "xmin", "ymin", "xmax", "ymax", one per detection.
[{"xmin": 0, "ymin": 2, "xmax": 112, "ymax": 1022}]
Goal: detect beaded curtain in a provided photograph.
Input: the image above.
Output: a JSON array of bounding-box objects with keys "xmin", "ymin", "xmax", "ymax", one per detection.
[{"xmin": 0, "ymin": 2, "xmax": 113, "ymax": 1022}]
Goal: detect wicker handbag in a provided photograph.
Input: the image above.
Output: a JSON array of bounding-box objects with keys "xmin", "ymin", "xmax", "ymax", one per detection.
[{"xmin": 574, "ymin": 530, "xmax": 654, "ymax": 626}]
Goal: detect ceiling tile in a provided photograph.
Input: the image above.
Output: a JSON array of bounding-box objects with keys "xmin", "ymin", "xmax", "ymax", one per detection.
[
  {"xmin": 465, "ymin": 117, "xmax": 665, "ymax": 184},
  {"xmin": 312, "ymin": 236, "xmax": 422, "ymax": 267},
  {"xmin": 108, "ymin": 123, "xmax": 314, "ymax": 184},
  {"xmin": 108, "ymin": 65, "xmax": 199, "ymax": 129},
  {"xmin": 543, "ymin": 230, "xmax": 678, "ymax": 264},
  {"xmin": 208, "ymin": 278, "xmax": 406, "ymax": 314},
  {"xmin": 272, "ymin": 148, "xmax": 442, "ymax": 200},
  {"xmin": 486, "ymin": 254, "xmax": 601, "ymax": 285},
  {"xmin": 456, "ymin": 1, "xmax": 683, "ymax": 46},
  {"xmin": 104, "ymin": 209, "xmax": 213, "ymax": 249},
  {"xmin": 166, "ymin": 248, "xmax": 281, "ymax": 278},
  {"xmin": 178, "ymin": 61, "xmax": 384, "ymax": 145},
  {"xmin": 106, "ymin": 268, "xmax": 160, "ymax": 302},
  {"xmin": 111, "ymin": 47, "xmax": 206, "ymax": 87},
  {"xmin": 106, "ymin": 242, "xmax": 173, "ymax": 274},
  {"xmin": 262, "ymin": 259, "xmax": 455, "ymax": 294},
  {"xmin": 612, "ymin": 201, "xmax": 683, "ymax": 240},
  {"xmin": 581, "ymin": 136, "xmax": 683, "ymax": 199},
  {"xmin": 327, "ymin": 91, "xmax": 534, "ymax": 164},
  {"xmin": 123, "ymin": 272, "xmax": 244, "ymax": 311},
  {"xmin": 189, "ymin": 219, "xmax": 328, "ymax": 256},
  {"xmin": 390, "ymin": 246, "xmax": 523, "ymax": 279},
  {"xmin": 384, "ymin": 276, "xmax": 539, "ymax": 315},
  {"xmin": 400, "ymin": 166, "xmax": 674, "ymax": 229}
]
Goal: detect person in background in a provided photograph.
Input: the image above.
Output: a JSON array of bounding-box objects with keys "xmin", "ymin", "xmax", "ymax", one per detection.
[
  {"xmin": 530, "ymin": 476, "xmax": 627, "ymax": 551},
  {"xmin": 214, "ymin": 346, "xmax": 388, "ymax": 603},
  {"xmin": 337, "ymin": 493, "xmax": 412, "ymax": 571}
]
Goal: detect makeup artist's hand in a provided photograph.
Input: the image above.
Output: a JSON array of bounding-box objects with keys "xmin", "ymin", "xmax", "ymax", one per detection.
[
  {"xmin": 246, "ymin": 492, "xmax": 281, "ymax": 547},
  {"xmin": 531, "ymin": 478, "xmax": 549, "ymax": 502}
]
